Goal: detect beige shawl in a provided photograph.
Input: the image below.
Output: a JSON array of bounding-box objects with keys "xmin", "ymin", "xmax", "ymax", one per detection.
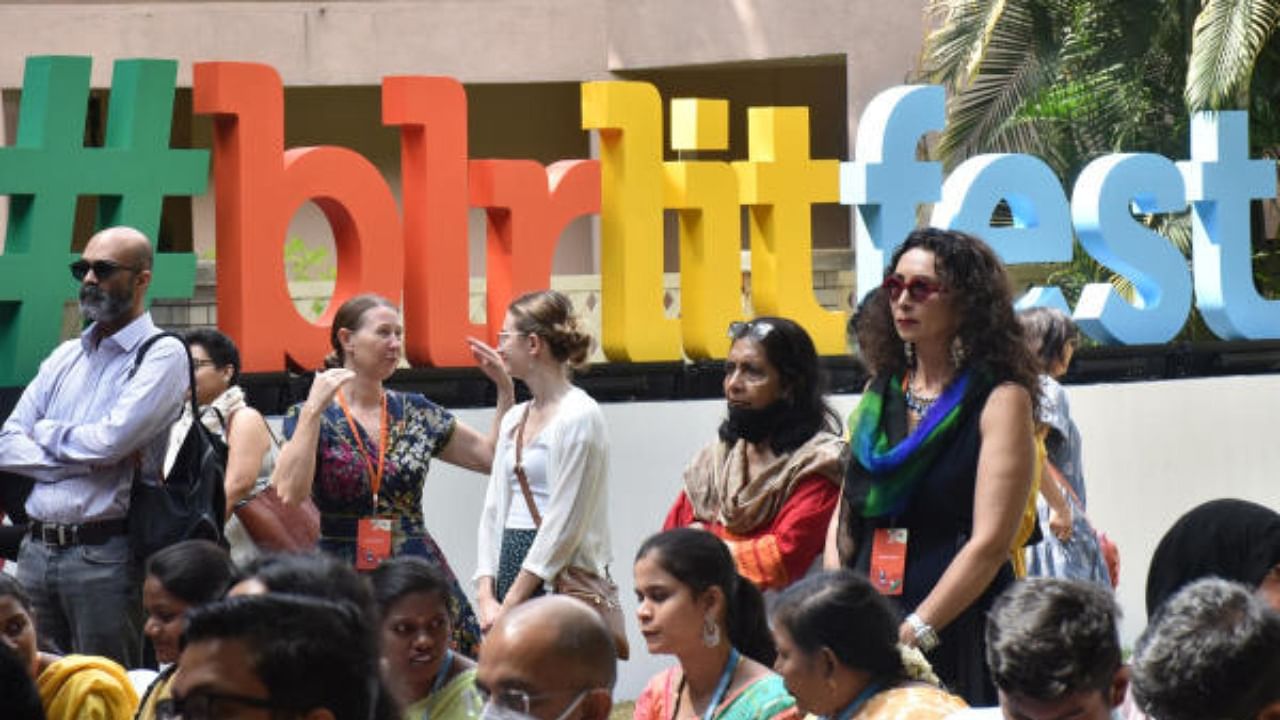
[{"xmin": 682, "ymin": 430, "xmax": 848, "ymax": 535}]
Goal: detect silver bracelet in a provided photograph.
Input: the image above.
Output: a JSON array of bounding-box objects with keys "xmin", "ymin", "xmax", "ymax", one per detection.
[{"xmin": 906, "ymin": 612, "xmax": 940, "ymax": 652}]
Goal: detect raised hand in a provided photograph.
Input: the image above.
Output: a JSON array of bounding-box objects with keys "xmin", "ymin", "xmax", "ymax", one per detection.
[
  {"xmin": 304, "ymin": 368, "xmax": 356, "ymax": 413},
  {"xmin": 466, "ymin": 337, "xmax": 514, "ymax": 398}
]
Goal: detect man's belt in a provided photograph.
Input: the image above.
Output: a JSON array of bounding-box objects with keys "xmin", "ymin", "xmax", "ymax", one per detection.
[{"xmin": 28, "ymin": 518, "xmax": 129, "ymax": 547}]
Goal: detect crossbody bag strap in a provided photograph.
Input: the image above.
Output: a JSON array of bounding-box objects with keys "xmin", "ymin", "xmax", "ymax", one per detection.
[
  {"xmin": 513, "ymin": 404, "xmax": 542, "ymax": 528},
  {"xmin": 130, "ymin": 331, "xmax": 196, "ymax": 487}
]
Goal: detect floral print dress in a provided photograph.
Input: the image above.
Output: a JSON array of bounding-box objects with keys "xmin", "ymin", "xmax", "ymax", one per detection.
[{"xmin": 284, "ymin": 390, "xmax": 482, "ymax": 656}]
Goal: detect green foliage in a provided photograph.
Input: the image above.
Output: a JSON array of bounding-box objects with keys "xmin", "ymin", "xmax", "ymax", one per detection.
[
  {"xmin": 283, "ymin": 237, "xmax": 336, "ymax": 318},
  {"xmin": 1185, "ymin": 0, "xmax": 1280, "ymax": 110},
  {"xmin": 918, "ymin": 0, "xmax": 1280, "ymax": 341}
]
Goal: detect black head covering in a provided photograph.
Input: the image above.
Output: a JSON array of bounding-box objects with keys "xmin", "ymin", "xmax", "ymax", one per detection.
[{"xmin": 1145, "ymin": 498, "xmax": 1280, "ymax": 616}]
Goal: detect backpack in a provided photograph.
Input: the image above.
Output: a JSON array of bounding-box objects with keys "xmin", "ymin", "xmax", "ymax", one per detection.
[{"xmin": 126, "ymin": 332, "xmax": 228, "ymax": 561}]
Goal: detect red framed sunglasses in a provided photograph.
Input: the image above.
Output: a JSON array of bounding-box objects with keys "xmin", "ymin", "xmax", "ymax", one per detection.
[{"xmin": 882, "ymin": 274, "xmax": 945, "ymax": 302}]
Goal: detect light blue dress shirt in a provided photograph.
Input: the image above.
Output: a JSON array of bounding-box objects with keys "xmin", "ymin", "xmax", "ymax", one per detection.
[{"xmin": 0, "ymin": 312, "xmax": 188, "ymax": 524}]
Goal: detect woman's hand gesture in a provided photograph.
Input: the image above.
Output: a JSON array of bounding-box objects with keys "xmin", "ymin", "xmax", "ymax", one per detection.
[
  {"xmin": 304, "ymin": 368, "xmax": 355, "ymax": 413},
  {"xmin": 467, "ymin": 337, "xmax": 515, "ymax": 399}
]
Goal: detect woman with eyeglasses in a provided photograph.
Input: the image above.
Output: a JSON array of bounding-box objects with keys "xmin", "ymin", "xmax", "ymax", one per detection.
[
  {"xmin": 273, "ymin": 293, "xmax": 515, "ymax": 658},
  {"xmin": 0, "ymin": 573, "xmax": 139, "ymax": 718},
  {"xmin": 471, "ymin": 290, "xmax": 613, "ymax": 635},
  {"xmin": 771, "ymin": 570, "xmax": 965, "ymax": 719},
  {"xmin": 372, "ymin": 556, "xmax": 483, "ymax": 720},
  {"xmin": 633, "ymin": 528, "xmax": 796, "ymax": 720},
  {"xmin": 164, "ymin": 328, "xmax": 279, "ymax": 566},
  {"xmin": 663, "ymin": 316, "xmax": 846, "ymax": 593},
  {"xmin": 824, "ymin": 228, "xmax": 1038, "ymax": 705}
]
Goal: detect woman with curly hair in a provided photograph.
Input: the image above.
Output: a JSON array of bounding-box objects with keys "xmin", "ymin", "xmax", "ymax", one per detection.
[{"xmin": 823, "ymin": 227, "xmax": 1038, "ymax": 705}]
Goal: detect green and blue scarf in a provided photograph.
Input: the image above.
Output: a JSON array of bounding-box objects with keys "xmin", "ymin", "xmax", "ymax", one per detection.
[{"xmin": 849, "ymin": 369, "xmax": 986, "ymax": 518}]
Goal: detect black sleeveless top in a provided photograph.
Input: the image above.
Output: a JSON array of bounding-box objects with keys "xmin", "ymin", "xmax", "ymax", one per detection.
[{"xmin": 843, "ymin": 373, "xmax": 1012, "ymax": 705}]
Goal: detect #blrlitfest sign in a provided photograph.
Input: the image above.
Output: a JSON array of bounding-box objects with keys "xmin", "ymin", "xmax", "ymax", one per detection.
[{"xmin": 0, "ymin": 56, "xmax": 1276, "ymax": 386}]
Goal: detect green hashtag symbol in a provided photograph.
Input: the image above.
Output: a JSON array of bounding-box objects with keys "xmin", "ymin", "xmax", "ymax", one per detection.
[{"xmin": 0, "ymin": 55, "xmax": 209, "ymax": 386}]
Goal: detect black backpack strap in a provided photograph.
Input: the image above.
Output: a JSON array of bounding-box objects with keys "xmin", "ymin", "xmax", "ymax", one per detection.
[
  {"xmin": 129, "ymin": 331, "xmax": 186, "ymax": 380},
  {"xmin": 130, "ymin": 331, "xmax": 198, "ymax": 421}
]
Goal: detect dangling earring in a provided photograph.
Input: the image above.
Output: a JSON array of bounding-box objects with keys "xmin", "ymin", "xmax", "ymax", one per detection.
[
  {"xmin": 903, "ymin": 341, "xmax": 916, "ymax": 368},
  {"xmin": 950, "ymin": 337, "xmax": 966, "ymax": 368},
  {"xmin": 702, "ymin": 614, "xmax": 721, "ymax": 648}
]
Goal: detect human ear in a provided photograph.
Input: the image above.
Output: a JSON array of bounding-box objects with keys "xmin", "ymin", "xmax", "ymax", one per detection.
[
  {"xmin": 580, "ymin": 689, "xmax": 613, "ymax": 720},
  {"xmin": 1108, "ymin": 666, "xmax": 1130, "ymax": 708},
  {"xmin": 699, "ymin": 585, "xmax": 726, "ymax": 618},
  {"xmin": 818, "ymin": 647, "xmax": 838, "ymax": 680}
]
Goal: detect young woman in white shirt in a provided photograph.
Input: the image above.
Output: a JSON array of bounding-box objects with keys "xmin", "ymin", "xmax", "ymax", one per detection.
[{"xmin": 471, "ymin": 290, "xmax": 612, "ymax": 632}]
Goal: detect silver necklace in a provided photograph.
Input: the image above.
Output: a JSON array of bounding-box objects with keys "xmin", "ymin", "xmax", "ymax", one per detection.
[{"xmin": 905, "ymin": 370, "xmax": 940, "ymax": 416}]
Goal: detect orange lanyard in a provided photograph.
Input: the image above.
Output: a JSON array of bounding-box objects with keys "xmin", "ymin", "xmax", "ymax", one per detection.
[{"xmin": 336, "ymin": 389, "xmax": 389, "ymax": 511}]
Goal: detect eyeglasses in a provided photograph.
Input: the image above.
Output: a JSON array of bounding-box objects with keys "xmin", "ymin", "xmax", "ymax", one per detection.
[
  {"xmin": 497, "ymin": 331, "xmax": 529, "ymax": 344},
  {"xmin": 727, "ymin": 320, "xmax": 777, "ymax": 342},
  {"xmin": 69, "ymin": 259, "xmax": 140, "ymax": 282},
  {"xmin": 882, "ymin": 274, "xmax": 945, "ymax": 302},
  {"xmin": 192, "ymin": 359, "xmax": 219, "ymax": 370},
  {"xmin": 155, "ymin": 692, "xmax": 303, "ymax": 720},
  {"xmin": 476, "ymin": 686, "xmax": 588, "ymax": 716}
]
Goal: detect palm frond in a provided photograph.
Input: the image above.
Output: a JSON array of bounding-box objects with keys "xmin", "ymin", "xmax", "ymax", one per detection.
[{"xmin": 1186, "ymin": 0, "xmax": 1280, "ymax": 109}]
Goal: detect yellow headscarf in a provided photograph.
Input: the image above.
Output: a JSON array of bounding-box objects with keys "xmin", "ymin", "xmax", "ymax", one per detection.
[{"xmin": 38, "ymin": 654, "xmax": 139, "ymax": 720}]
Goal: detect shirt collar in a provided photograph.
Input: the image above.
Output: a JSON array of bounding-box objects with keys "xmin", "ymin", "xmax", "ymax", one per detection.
[{"xmin": 79, "ymin": 311, "xmax": 158, "ymax": 353}]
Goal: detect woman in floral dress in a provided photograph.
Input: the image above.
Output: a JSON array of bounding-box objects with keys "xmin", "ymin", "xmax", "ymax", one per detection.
[{"xmin": 274, "ymin": 294, "xmax": 514, "ymax": 656}]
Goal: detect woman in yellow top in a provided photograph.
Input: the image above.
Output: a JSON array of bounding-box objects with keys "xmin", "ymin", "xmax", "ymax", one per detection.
[
  {"xmin": 771, "ymin": 569, "xmax": 966, "ymax": 720},
  {"xmin": 372, "ymin": 556, "xmax": 482, "ymax": 720},
  {"xmin": 0, "ymin": 573, "xmax": 138, "ymax": 719}
]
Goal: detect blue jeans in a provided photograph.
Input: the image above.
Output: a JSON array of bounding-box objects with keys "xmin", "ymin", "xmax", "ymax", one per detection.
[{"xmin": 16, "ymin": 532, "xmax": 144, "ymax": 667}]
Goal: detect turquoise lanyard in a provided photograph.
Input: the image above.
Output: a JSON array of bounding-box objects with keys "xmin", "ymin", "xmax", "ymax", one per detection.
[
  {"xmin": 828, "ymin": 681, "xmax": 883, "ymax": 720},
  {"xmin": 422, "ymin": 649, "xmax": 455, "ymax": 720},
  {"xmin": 703, "ymin": 648, "xmax": 741, "ymax": 720}
]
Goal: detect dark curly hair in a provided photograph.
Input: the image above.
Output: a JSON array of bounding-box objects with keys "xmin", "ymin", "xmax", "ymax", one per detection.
[
  {"xmin": 719, "ymin": 316, "xmax": 841, "ymax": 454},
  {"xmin": 855, "ymin": 227, "xmax": 1040, "ymax": 410}
]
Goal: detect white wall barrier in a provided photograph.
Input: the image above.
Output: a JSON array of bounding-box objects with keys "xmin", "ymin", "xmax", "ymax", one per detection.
[{"xmin": 430, "ymin": 373, "xmax": 1280, "ymax": 699}]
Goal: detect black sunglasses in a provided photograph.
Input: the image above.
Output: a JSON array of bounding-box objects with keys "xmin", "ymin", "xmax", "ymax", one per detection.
[{"xmin": 69, "ymin": 259, "xmax": 140, "ymax": 282}]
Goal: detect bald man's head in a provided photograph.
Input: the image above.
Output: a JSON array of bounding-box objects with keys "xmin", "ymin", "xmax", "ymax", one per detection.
[
  {"xmin": 477, "ymin": 597, "xmax": 615, "ymax": 720},
  {"xmin": 78, "ymin": 226, "xmax": 153, "ymax": 334},
  {"xmin": 87, "ymin": 226, "xmax": 153, "ymax": 269}
]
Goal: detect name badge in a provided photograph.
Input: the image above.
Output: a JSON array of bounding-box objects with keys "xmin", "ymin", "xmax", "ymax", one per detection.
[
  {"xmin": 869, "ymin": 527, "xmax": 908, "ymax": 596},
  {"xmin": 356, "ymin": 517, "xmax": 394, "ymax": 570}
]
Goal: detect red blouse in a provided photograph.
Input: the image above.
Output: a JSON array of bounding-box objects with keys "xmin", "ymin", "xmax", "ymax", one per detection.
[{"xmin": 663, "ymin": 475, "xmax": 838, "ymax": 590}]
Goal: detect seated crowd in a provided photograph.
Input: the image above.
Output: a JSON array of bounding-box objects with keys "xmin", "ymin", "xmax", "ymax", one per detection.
[{"xmin": 0, "ymin": 510, "xmax": 1276, "ymax": 720}]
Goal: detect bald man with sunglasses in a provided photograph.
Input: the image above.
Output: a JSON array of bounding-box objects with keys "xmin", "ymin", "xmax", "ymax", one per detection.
[{"xmin": 0, "ymin": 226, "xmax": 188, "ymax": 667}]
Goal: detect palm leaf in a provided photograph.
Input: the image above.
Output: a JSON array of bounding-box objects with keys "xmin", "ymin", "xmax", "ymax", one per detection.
[{"xmin": 1186, "ymin": 0, "xmax": 1280, "ymax": 109}]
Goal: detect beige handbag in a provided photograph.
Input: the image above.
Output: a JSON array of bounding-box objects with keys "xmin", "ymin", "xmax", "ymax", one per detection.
[{"xmin": 513, "ymin": 405, "xmax": 629, "ymax": 660}]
